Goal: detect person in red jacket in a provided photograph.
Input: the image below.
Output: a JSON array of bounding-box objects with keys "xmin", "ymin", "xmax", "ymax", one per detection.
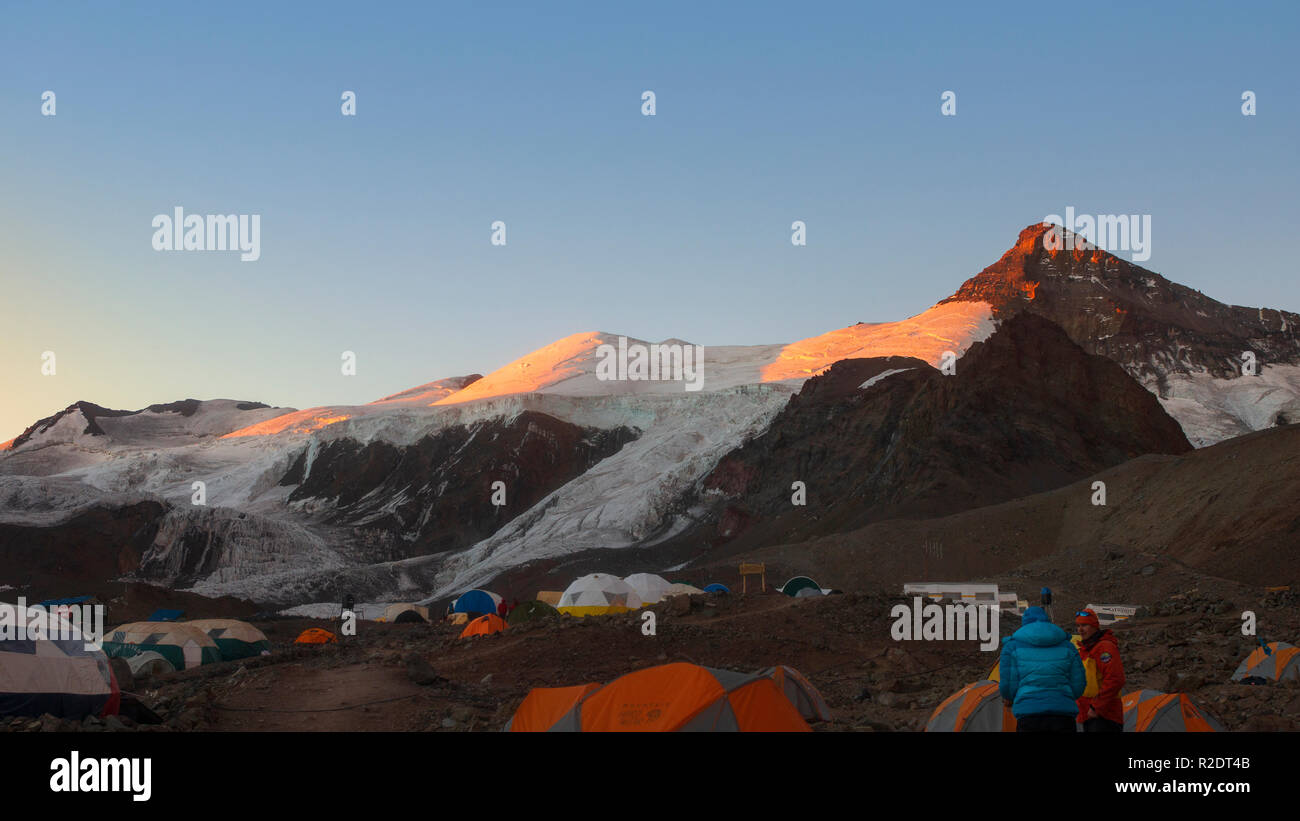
[{"xmin": 1075, "ymin": 609, "xmax": 1125, "ymax": 731}]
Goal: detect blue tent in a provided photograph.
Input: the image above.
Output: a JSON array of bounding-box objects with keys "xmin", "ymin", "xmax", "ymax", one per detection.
[
  {"xmin": 452, "ymin": 590, "xmax": 499, "ymax": 615},
  {"xmin": 146, "ymin": 609, "xmax": 184, "ymax": 622},
  {"xmin": 703, "ymin": 583, "xmax": 730, "ymax": 594},
  {"xmin": 38, "ymin": 595, "xmax": 95, "ymax": 607}
]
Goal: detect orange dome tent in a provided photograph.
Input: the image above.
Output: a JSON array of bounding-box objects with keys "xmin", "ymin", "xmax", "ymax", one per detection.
[
  {"xmin": 1121, "ymin": 690, "xmax": 1224, "ymax": 732},
  {"xmin": 1231, "ymin": 641, "xmax": 1300, "ymax": 683},
  {"xmin": 505, "ymin": 683, "xmax": 603, "ymax": 732},
  {"xmin": 925, "ymin": 680, "xmax": 1016, "ymax": 732},
  {"xmin": 293, "ymin": 628, "xmax": 338, "ymax": 645},
  {"xmin": 504, "ymin": 662, "xmax": 829, "ymax": 732},
  {"xmin": 459, "ymin": 614, "xmax": 508, "ymax": 639},
  {"xmin": 764, "ymin": 665, "xmax": 833, "ymax": 722}
]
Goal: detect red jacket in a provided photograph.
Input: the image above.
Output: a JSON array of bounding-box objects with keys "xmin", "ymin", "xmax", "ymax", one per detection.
[{"xmin": 1077, "ymin": 629, "xmax": 1125, "ymax": 724}]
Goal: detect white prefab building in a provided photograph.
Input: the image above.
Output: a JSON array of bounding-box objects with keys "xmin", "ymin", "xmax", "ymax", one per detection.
[
  {"xmin": 903, "ymin": 583, "xmax": 999, "ymax": 604},
  {"xmin": 902, "ymin": 583, "xmax": 1026, "ymax": 614},
  {"xmin": 1084, "ymin": 604, "xmax": 1139, "ymax": 626}
]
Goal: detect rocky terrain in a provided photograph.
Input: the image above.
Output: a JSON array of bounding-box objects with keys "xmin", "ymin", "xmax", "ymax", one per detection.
[
  {"xmin": 944, "ymin": 223, "xmax": 1300, "ymax": 444},
  {"xmin": 943, "ymin": 223, "xmax": 1300, "ymax": 384},
  {"xmin": 278, "ymin": 411, "xmax": 638, "ymax": 561},
  {"xmin": 678, "ymin": 313, "xmax": 1191, "ymax": 551},
  {"xmin": 702, "ymin": 422, "xmax": 1300, "ymax": 597}
]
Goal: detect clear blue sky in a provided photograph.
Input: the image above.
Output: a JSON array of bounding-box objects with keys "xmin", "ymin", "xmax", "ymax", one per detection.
[{"xmin": 2, "ymin": 1, "xmax": 1297, "ymax": 440}]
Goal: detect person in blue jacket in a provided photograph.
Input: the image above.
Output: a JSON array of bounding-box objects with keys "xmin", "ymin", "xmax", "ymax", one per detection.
[{"xmin": 999, "ymin": 606, "xmax": 1086, "ymax": 732}]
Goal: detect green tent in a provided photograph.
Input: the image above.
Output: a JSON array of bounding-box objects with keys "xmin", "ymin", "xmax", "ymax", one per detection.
[
  {"xmin": 508, "ymin": 600, "xmax": 560, "ymax": 626},
  {"xmin": 103, "ymin": 622, "xmax": 222, "ymax": 670},
  {"xmin": 779, "ymin": 576, "xmax": 822, "ymax": 597},
  {"xmin": 187, "ymin": 619, "xmax": 272, "ymax": 661}
]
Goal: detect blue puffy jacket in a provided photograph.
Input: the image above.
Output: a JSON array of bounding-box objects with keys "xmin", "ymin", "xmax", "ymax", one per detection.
[{"xmin": 998, "ymin": 608, "xmax": 1086, "ymax": 718}]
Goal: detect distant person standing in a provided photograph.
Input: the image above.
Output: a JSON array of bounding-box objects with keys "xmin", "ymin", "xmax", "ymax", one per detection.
[
  {"xmin": 999, "ymin": 606, "xmax": 1087, "ymax": 732},
  {"xmin": 1075, "ymin": 609, "xmax": 1125, "ymax": 732}
]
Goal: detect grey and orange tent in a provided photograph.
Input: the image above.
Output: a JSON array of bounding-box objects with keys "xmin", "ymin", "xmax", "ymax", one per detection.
[
  {"xmin": 764, "ymin": 665, "xmax": 832, "ymax": 722},
  {"xmin": 459, "ymin": 614, "xmax": 508, "ymax": 639},
  {"xmin": 293, "ymin": 628, "xmax": 338, "ymax": 645},
  {"xmin": 1, "ymin": 605, "xmax": 120, "ymax": 719},
  {"xmin": 925, "ymin": 680, "xmax": 1016, "ymax": 732},
  {"xmin": 1231, "ymin": 641, "xmax": 1300, "ymax": 683},
  {"xmin": 1121, "ymin": 690, "xmax": 1225, "ymax": 732},
  {"xmin": 504, "ymin": 662, "xmax": 830, "ymax": 731},
  {"xmin": 506, "ymin": 683, "xmax": 603, "ymax": 731}
]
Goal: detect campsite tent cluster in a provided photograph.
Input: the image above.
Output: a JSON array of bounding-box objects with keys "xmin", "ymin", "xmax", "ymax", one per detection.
[
  {"xmin": 449, "ymin": 571, "xmax": 824, "ymax": 629},
  {"xmin": 384, "ymin": 572, "xmax": 833, "ymax": 642},
  {"xmin": 926, "ymin": 640, "xmax": 1300, "ymax": 733},
  {"xmin": 394, "ymin": 572, "xmax": 828, "ymax": 641},
  {"xmin": 923, "ymin": 681, "xmax": 1227, "ymax": 732},
  {"xmin": 553, "ymin": 573, "xmax": 720, "ymax": 616},
  {"xmin": 102, "ymin": 619, "xmax": 272, "ymax": 673},
  {"xmin": 0, "ymin": 606, "xmax": 271, "ymax": 721},
  {"xmin": 438, "ymin": 574, "xmax": 724, "ymax": 640}
]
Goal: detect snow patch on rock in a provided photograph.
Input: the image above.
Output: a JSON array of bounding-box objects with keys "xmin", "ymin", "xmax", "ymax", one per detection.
[
  {"xmin": 1154, "ymin": 364, "xmax": 1300, "ymax": 447},
  {"xmin": 859, "ymin": 368, "xmax": 915, "ymax": 390}
]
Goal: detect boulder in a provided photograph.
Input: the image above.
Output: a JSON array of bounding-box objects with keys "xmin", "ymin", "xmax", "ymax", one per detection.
[{"xmin": 404, "ymin": 653, "xmax": 440, "ymax": 686}]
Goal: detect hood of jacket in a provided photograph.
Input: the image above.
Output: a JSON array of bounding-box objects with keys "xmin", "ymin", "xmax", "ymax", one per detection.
[{"xmin": 1011, "ymin": 620, "xmax": 1071, "ymax": 648}]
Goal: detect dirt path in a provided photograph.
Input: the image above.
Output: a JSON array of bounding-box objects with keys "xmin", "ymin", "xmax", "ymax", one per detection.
[{"xmin": 210, "ymin": 662, "xmax": 435, "ymax": 732}]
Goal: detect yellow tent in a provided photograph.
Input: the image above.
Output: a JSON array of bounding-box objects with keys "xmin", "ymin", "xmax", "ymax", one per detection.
[{"xmin": 383, "ymin": 603, "xmax": 430, "ymax": 623}]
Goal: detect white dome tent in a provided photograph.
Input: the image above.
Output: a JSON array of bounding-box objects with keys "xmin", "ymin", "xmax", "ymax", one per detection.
[
  {"xmin": 623, "ymin": 573, "xmax": 673, "ymax": 605},
  {"xmin": 558, "ymin": 574, "xmax": 643, "ymax": 617}
]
